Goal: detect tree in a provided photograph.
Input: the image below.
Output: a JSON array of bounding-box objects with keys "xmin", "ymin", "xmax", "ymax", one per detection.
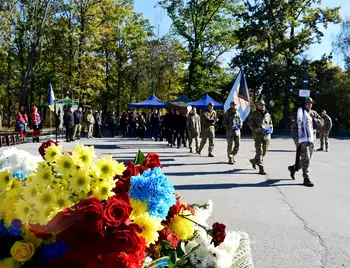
[
  {"xmin": 158, "ymin": 0, "xmax": 243, "ymax": 98},
  {"xmin": 333, "ymin": 17, "xmax": 350, "ymax": 72},
  {"xmin": 232, "ymin": 0, "xmax": 341, "ymax": 128}
]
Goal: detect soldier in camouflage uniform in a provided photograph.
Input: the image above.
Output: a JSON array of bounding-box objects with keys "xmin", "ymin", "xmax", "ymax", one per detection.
[
  {"xmin": 317, "ymin": 110, "xmax": 332, "ymax": 152},
  {"xmin": 248, "ymin": 100, "xmax": 273, "ymax": 175},
  {"xmin": 187, "ymin": 107, "xmax": 201, "ymax": 153},
  {"xmin": 224, "ymin": 101, "xmax": 242, "ymax": 164},
  {"xmin": 288, "ymin": 97, "xmax": 324, "ymax": 187},
  {"xmin": 198, "ymin": 102, "xmax": 217, "ymax": 157}
]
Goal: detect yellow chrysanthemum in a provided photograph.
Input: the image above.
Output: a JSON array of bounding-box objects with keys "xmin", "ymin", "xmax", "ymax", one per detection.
[
  {"xmin": 32, "ymin": 163, "xmax": 54, "ymax": 187},
  {"xmin": 130, "ymin": 199, "xmax": 148, "ymax": 220},
  {"xmin": 168, "ymin": 211, "xmax": 195, "ymax": 241},
  {"xmin": 95, "ymin": 156, "xmax": 125, "ymax": 180},
  {"xmin": 55, "ymin": 191, "xmax": 74, "ymax": 209},
  {"xmin": 34, "ymin": 188, "xmax": 56, "ymax": 209},
  {"xmin": 72, "ymin": 145, "xmax": 95, "ymax": 168},
  {"xmin": 92, "ymin": 181, "xmax": 113, "ymax": 200},
  {"xmin": 2, "ymin": 188, "xmax": 21, "ymax": 226},
  {"xmin": 14, "ymin": 199, "xmax": 33, "ymax": 224},
  {"xmin": 44, "ymin": 145, "xmax": 62, "ymax": 163},
  {"xmin": 54, "ymin": 153, "xmax": 75, "ymax": 177},
  {"xmin": 37, "ymin": 207, "xmax": 58, "ymax": 225},
  {"xmin": 0, "ymin": 257, "xmax": 20, "ymax": 268},
  {"xmin": 69, "ymin": 169, "xmax": 91, "ymax": 193},
  {"xmin": 0, "ymin": 169, "xmax": 13, "ymax": 192},
  {"xmin": 133, "ymin": 214, "xmax": 163, "ymax": 246},
  {"xmin": 21, "ymin": 183, "xmax": 42, "ymax": 203}
]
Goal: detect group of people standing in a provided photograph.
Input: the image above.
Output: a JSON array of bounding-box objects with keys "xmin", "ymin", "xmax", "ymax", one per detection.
[{"xmin": 16, "ymin": 105, "xmax": 42, "ymax": 143}]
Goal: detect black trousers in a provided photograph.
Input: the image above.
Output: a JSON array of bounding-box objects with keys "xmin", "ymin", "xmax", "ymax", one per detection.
[
  {"xmin": 174, "ymin": 129, "xmax": 185, "ymax": 148},
  {"xmin": 66, "ymin": 126, "xmax": 73, "ymax": 141}
]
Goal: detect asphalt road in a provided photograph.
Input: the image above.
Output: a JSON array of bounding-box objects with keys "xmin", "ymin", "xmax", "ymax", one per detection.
[{"xmin": 3, "ymin": 135, "xmax": 350, "ymax": 268}]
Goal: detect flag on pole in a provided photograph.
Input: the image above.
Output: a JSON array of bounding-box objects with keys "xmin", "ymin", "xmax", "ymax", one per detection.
[
  {"xmin": 224, "ymin": 70, "xmax": 251, "ymax": 122},
  {"xmin": 48, "ymin": 83, "xmax": 55, "ymax": 112}
]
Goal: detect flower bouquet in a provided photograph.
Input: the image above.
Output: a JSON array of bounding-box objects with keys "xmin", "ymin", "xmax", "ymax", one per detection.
[{"xmin": 0, "ymin": 140, "xmax": 253, "ymax": 268}]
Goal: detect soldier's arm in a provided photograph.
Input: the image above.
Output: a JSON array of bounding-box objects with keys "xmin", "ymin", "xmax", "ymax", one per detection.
[
  {"xmin": 327, "ymin": 116, "xmax": 333, "ymax": 132},
  {"xmin": 311, "ymin": 111, "xmax": 324, "ymax": 129}
]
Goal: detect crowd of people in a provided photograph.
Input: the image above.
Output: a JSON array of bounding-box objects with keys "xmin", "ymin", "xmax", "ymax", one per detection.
[{"xmin": 15, "ymin": 98, "xmax": 333, "ymax": 188}]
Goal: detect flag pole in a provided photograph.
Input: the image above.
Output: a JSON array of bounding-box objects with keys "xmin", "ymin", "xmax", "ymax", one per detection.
[{"xmin": 55, "ymin": 102, "xmax": 58, "ymax": 142}]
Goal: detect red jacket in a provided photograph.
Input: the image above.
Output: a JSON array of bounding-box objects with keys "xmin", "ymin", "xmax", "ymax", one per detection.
[
  {"xmin": 32, "ymin": 112, "xmax": 41, "ymax": 126},
  {"xmin": 16, "ymin": 112, "xmax": 28, "ymax": 124}
]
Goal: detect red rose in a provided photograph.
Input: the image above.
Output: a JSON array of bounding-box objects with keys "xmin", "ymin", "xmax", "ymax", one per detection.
[
  {"xmin": 113, "ymin": 162, "xmax": 139, "ymax": 194},
  {"xmin": 211, "ymin": 222, "xmax": 226, "ymax": 247},
  {"xmin": 76, "ymin": 197, "xmax": 104, "ymax": 233},
  {"xmin": 38, "ymin": 139, "xmax": 59, "ymax": 158},
  {"xmin": 104, "ymin": 193, "xmax": 132, "ymax": 227},
  {"xmin": 143, "ymin": 153, "xmax": 162, "ymax": 169},
  {"xmin": 137, "ymin": 165, "xmax": 147, "ymax": 175}
]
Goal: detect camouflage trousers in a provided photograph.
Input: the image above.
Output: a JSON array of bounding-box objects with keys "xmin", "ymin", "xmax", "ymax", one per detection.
[
  {"xmin": 254, "ymin": 137, "xmax": 269, "ymax": 167},
  {"xmin": 227, "ymin": 132, "xmax": 240, "ymax": 160},
  {"xmin": 188, "ymin": 131, "xmax": 200, "ymax": 152},
  {"xmin": 293, "ymin": 142, "xmax": 314, "ymax": 179},
  {"xmin": 320, "ymin": 133, "xmax": 329, "ymax": 150},
  {"xmin": 199, "ymin": 127, "xmax": 215, "ymax": 154}
]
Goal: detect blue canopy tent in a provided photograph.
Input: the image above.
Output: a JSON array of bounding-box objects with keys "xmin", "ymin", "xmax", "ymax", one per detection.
[
  {"xmin": 128, "ymin": 93, "xmax": 167, "ymax": 108},
  {"xmin": 189, "ymin": 94, "xmax": 224, "ymax": 109},
  {"xmin": 169, "ymin": 94, "xmax": 192, "ymax": 104}
]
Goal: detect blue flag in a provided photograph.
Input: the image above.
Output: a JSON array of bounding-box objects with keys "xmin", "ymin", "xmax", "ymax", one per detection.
[
  {"xmin": 224, "ymin": 70, "xmax": 251, "ymax": 122},
  {"xmin": 48, "ymin": 83, "xmax": 55, "ymax": 111}
]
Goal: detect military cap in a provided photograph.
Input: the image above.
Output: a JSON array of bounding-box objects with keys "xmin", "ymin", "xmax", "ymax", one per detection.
[
  {"xmin": 305, "ymin": 97, "xmax": 315, "ymax": 104},
  {"xmin": 256, "ymin": 100, "xmax": 266, "ymax": 106}
]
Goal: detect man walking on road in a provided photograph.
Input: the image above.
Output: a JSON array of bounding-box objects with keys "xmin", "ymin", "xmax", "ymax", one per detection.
[
  {"xmin": 187, "ymin": 107, "xmax": 201, "ymax": 153},
  {"xmin": 317, "ymin": 110, "xmax": 332, "ymax": 152},
  {"xmin": 198, "ymin": 102, "xmax": 217, "ymax": 157},
  {"xmin": 73, "ymin": 107, "xmax": 83, "ymax": 140},
  {"xmin": 249, "ymin": 100, "xmax": 273, "ymax": 175},
  {"xmin": 288, "ymin": 97, "xmax": 324, "ymax": 187},
  {"xmin": 224, "ymin": 101, "xmax": 242, "ymax": 164},
  {"xmin": 86, "ymin": 109, "xmax": 95, "ymax": 139}
]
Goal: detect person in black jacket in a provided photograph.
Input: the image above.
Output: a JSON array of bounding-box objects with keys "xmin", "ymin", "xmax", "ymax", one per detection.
[
  {"xmin": 73, "ymin": 107, "xmax": 83, "ymax": 139},
  {"xmin": 174, "ymin": 109, "xmax": 186, "ymax": 148},
  {"xmin": 95, "ymin": 110, "xmax": 103, "ymax": 138},
  {"xmin": 108, "ymin": 111, "xmax": 117, "ymax": 137},
  {"xmin": 64, "ymin": 105, "xmax": 75, "ymax": 142}
]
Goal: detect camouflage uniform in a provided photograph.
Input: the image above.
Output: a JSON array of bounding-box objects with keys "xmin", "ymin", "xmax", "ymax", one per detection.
[
  {"xmin": 249, "ymin": 105, "xmax": 273, "ymax": 174},
  {"xmin": 198, "ymin": 109, "xmax": 217, "ymax": 156},
  {"xmin": 290, "ymin": 109, "xmax": 324, "ymax": 181},
  {"xmin": 224, "ymin": 108, "xmax": 242, "ymax": 163},
  {"xmin": 318, "ymin": 111, "xmax": 332, "ymax": 151},
  {"xmin": 187, "ymin": 110, "xmax": 201, "ymax": 153}
]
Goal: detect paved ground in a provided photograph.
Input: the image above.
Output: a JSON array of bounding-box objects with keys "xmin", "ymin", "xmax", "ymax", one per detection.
[{"xmin": 2, "ymin": 135, "xmax": 350, "ymax": 268}]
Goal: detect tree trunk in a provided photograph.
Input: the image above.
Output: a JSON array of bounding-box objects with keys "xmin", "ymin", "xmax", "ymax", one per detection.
[{"xmin": 7, "ymin": 38, "xmax": 12, "ymax": 128}]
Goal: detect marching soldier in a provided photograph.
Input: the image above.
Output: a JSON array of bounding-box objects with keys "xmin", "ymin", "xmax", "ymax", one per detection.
[
  {"xmin": 198, "ymin": 102, "xmax": 217, "ymax": 157},
  {"xmin": 288, "ymin": 97, "xmax": 324, "ymax": 187},
  {"xmin": 224, "ymin": 101, "xmax": 242, "ymax": 164},
  {"xmin": 317, "ymin": 110, "xmax": 332, "ymax": 152},
  {"xmin": 187, "ymin": 107, "xmax": 201, "ymax": 153},
  {"xmin": 249, "ymin": 100, "xmax": 273, "ymax": 175}
]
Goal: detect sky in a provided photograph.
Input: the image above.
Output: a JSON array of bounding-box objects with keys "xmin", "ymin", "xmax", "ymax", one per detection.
[{"xmin": 134, "ymin": 0, "xmax": 350, "ymax": 68}]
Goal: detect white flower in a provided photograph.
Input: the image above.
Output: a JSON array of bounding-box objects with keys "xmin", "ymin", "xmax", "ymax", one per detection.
[{"xmin": 0, "ymin": 148, "xmax": 40, "ymax": 176}]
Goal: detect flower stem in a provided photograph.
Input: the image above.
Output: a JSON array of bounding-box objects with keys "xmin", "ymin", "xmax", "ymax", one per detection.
[{"xmin": 180, "ymin": 214, "xmax": 208, "ymax": 231}]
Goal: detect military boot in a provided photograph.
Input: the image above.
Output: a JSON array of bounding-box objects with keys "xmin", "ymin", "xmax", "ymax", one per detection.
[
  {"xmin": 189, "ymin": 148, "xmax": 193, "ymax": 153},
  {"xmin": 249, "ymin": 159, "xmax": 256, "ymax": 169},
  {"xmin": 228, "ymin": 157, "xmax": 234, "ymax": 165},
  {"xmin": 288, "ymin": 166, "xmax": 295, "ymax": 180},
  {"xmin": 316, "ymin": 148, "xmax": 323, "ymax": 152},
  {"xmin": 303, "ymin": 177, "xmax": 314, "ymax": 187},
  {"xmin": 208, "ymin": 153, "xmax": 214, "ymax": 157},
  {"xmin": 258, "ymin": 165, "xmax": 266, "ymax": 175}
]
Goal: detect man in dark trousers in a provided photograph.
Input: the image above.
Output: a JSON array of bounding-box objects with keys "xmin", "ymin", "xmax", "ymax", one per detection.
[
  {"xmin": 64, "ymin": 104, "xmax": 75, "ymax": 142},
  {"xmin": 73, "ymin": 107, "xmax": 83, "ymax": 140},
  {"xmin": 95, "ymin": 110, "xmax": 103, "ymax": 138}
]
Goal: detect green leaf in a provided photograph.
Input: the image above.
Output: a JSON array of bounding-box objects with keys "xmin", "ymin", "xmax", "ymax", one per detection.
[
  {"xmin": 168, "ymin": 251, "xmax": 177, "ymax": 268},
  {"xmin": 134, "ymin": 150, "xmax": 146, "ymax": 166},
  {"xmin": 176, "ymin": 241, "xmax": 186, "ymax": 257},
  {"xmin": 162, "ymin": 240, "xmax": 174, "ymax": 250},
  {"xmin": 175, "ymin": 258, "xmax": 188, "ymax": 266}
]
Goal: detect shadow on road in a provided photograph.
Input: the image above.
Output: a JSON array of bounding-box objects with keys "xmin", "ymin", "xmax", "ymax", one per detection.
[
  {"xmin": 166, "ymin": 169, "xmax": 253, "ymax": 176},
  {"xmin": 162, "ymin": 162, "xmax": 228, "ymax": 167},
  {"xmin": 174, "ymin": 179, "xmax": 302, "ymax": 190},
  {"xmin": 268, "ymin": 149, "xmax": 295, "ymax": 153}
]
